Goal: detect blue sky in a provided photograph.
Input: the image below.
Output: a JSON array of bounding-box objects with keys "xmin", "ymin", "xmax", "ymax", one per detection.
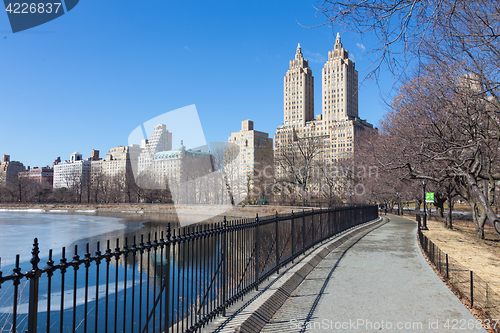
[{"xmin": 0, "ymin": 0, "xmax": 395, "ymax": 168}]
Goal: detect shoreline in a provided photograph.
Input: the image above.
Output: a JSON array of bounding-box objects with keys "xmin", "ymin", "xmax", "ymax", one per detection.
[{"xmin": 0, "ymin": 203, "xmax": 297, "ymax": 220}]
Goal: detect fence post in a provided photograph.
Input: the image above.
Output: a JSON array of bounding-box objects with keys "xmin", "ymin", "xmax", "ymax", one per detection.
[
  {"xmin": 302, "ymin": 209, "xmax": 306, "ymax": 252},
  {"xmin": 470, "ymin": 270, "xmax": 474, "ymax": 307},
  {"xmin": 255, "ymin": 213, "xmax": 260, "ymax": 291},
  {"xmin": 275, "ymin": 212, "xmax": 279, "ymax": 275},
  {"xmin": 311, "ymin": 208, "xmax": 314, "ymax": 245},
  {"xmin": 222, "ymin": 218, "xmax": 227, "ymax": 316},
  {"xmin": 165, "ymin": 223, "xmax": 171, "ymax": 332},
  {"xmin": 328, "ymin": 209, "xmax": 332, "ymax": 237},
  {"xmin": 446, "ymin": 254, "xmax": 449, "ymax": 279},
  {"xmin": 291, "ymin": 211, "xmax": 295, "ymax": 264},
  {"xmin": 319, "ymin": 208, "xmax": 323, "ymax": 242},
  {"xmin": 27, "ymin": 238, "xmax": 41, "ymax": 333}
]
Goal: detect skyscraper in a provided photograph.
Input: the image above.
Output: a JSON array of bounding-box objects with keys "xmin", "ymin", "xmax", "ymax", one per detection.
[
  {"xmin": 137, "ymin": 124, "xmax": 173, "ymax": 174},
  {"xmin": 283, "ymin": 43, "xmax": 314, "ymax": 127},
  {"xmin": 274, "ymin": 36, "xmax": 374, "ymax": 200},
  {"xmin": 322, "ymin": 33, "xmax": 358, "ymax": 122}
]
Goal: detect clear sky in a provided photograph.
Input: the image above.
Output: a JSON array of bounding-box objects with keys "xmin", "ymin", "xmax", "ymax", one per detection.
[{"xmin": 0, "ymin": 0, "xmax": 395, "ymax": 168}]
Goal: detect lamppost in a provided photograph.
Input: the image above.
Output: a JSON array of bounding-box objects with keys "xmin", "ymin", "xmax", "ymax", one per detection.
[
  {"xmin": 421, "ymin": 179, "xmax": 428, "ymax": 230},
  {"xmin": 396, "ymin": 191, "xmax": 400, "ymax": 216}
]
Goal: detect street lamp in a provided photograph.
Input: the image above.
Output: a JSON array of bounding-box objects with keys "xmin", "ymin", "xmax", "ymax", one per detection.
[
  {"xmin": 421, "ymin": 179, "xmax": 429, "ymax": 230},
  {"xmin": 396, "ymin": 191, "xmax": 400, "ymax": 216}
]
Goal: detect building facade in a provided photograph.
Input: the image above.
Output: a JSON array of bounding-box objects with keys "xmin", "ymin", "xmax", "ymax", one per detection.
[
  {"xmin": 275, "ymin": 34, "xmax": 373, "ymax": 166},
  {"xmin": 91, "ymin": 144, "xmax": 142, "ymax": 180},
  {"xmin": 274, "ymin": 35, "xmax": 374, "ymax": 200},
  {"xmin": 0, "ymin": 155, "xmax": 26, "ymax": 186},
  {"xmin": 152, "ymin": 141, "xmax": 214, "ymax": 203},
  {"xmin": 19, "ymin": 167, "xmax": 54, "ymax": 186},
  {"xmin": 137, "ymin": 124, "xmax": 173, "ymax": 176},
  {"xmin": 284, "ymin": 44, "xmax": 314, "ymax": 127},
  {"xmin": 227, "ymin": 120, "xmax": 273, "ymax": 202},
  {"xmin": 53, "ymin": 152, "xmax": 91, "ymax": 189}
]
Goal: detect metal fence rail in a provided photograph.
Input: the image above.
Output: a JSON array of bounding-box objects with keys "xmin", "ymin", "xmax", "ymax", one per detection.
[
  {"xmin": 0, "ymin": 205, "xmax": 378, "ymax": 333},
  {"xmin": 417, "ymin": 227, "xmax": 500, "ymax": 329}
]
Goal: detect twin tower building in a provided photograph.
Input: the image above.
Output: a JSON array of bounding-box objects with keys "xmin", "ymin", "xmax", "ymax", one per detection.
[{"xmin": 275, "ymin": 33, "xmax": 373, "ymax": 164}]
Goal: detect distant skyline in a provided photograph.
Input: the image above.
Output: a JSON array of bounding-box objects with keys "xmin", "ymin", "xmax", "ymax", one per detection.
[{"xmin": 0, "ymin": 0, "xmax": 396, "ymax": 168}]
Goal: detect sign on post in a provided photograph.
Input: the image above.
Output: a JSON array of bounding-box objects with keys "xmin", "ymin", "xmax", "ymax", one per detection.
[{"xmin": 425, "ymin": 192, "xmax": 434, "ymax": 203}]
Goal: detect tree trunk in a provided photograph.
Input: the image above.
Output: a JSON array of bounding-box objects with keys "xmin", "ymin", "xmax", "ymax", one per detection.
[
  {"xmin": 415, "ymin": 199, "xmax": 421, "ymax": 212},
  {"xmin": 477, "ymin": 214, "xmax": 487, "ymax": 239},
  {"xmin": 465, "ymin": 174, "xmax": 499, "ymax": 238},
  {"xmin": 435, "ymin": 198, "xmax": 445, "ymax": 218},
  {"xmin": 469, "ymin": 200, "xmax": 486, "ymax": 239},
  {"xmin": 445, "ymin": 194, "xmax": 453, "ymax": 229}
]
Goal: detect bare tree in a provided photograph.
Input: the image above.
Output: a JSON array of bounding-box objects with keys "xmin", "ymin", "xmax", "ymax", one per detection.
[
  {"xmin": 221, "ymin": 144, "xmax": 244, "ymax": 205},
  {"xmin": 251, "ymin": 156, "xmax": 275, "ymax": 203},
  {"xmin": 369, "ymin": 64, "xmax": 500, "ymax": 238},
  {"xmin": 275, "ymin": 135, "xmax": 323, "ymax": 205},
  {"xmin": 317, "ymin": 0, "xmax": 500, "ymax": 85},
  {"xmin": 8, "ymin": 174, "xmax": 36, "ymax": 202}
]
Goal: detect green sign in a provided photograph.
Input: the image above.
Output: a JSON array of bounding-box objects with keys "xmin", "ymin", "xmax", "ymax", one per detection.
[{"xmin": 425, "ymin": 192, "xmax": 434, "ymax": 203}]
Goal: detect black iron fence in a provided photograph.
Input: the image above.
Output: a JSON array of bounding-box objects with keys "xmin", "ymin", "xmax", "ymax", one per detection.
[
  {"xmin": 417, "ymin": 227, "xmax": 500, "ymax": 331},
  {"xmin": 0, "ymin": 205, "xmax": 378, "ymax": 333}
]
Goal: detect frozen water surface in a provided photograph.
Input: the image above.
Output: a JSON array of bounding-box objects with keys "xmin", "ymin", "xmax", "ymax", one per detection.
[{"xmin": 0, "ymin": 212, "xmax": 126, "ymax": 267}]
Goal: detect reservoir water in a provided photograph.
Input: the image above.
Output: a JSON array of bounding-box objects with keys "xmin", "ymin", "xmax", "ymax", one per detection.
[{"xmin": 0, "ymin": 210, "xmax": 220, "ymax": 333}]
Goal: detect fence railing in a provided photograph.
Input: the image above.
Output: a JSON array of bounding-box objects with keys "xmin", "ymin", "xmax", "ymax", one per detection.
[
  {"xmin": 417, "ymin": 227, "xmax": 500, "ymax": 330},
  {"xmin": 0, "ymin": 205, "xmax": 378, "ymax": 333}
]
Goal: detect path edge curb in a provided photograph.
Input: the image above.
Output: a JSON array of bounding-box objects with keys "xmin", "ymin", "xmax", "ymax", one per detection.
[{"xmin": 234, "ymin": 217, "xmax": 386, "ymax": 333}]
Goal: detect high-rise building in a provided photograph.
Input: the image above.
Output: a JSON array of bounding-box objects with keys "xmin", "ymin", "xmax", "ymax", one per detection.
[
  {"xmin": 275, "ymin": 35, "xmax": 373, "ymax": 166},
  {"xmin": 322, "ymin": 33, "xmax": 358, "ymax": 122},
  {"xmin": 90, "ymin": 150, "xmax": 100, "ymax": 161},
  {"xmin": 0, "ymin": 155, "xmax": 26, "ymax": 186},
  {"xmin": 91, "ymin": 144, "xmax": 142, "ymax": 181},
  {"xmin": 137, "ymin": 124, "xmax": 173, "ymax": 175},
  {"xmin": 283, "ymin": 43, "xmax": 314, "ymax": 127},
  {"xmin": 274, "ymin": 35, "xmax": 374, "ymax": 201},
  {"xmin": 227, "ymin": 120, "xmax": 273, "ymax": 202},
  {"xmin": 53, "ymin": 152, "xmax": 91, "ymax": 189}
]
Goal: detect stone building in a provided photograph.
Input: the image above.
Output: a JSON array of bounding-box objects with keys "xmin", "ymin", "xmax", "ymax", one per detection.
[
  {"xmin": 19, "ymin": 167, "xmax": 54, "ymax": 186},
  {"xmin": 152, "ymin": 141, "xmax": 214, "ymax": 203},
  {"xmin": 275, "ymin": 34, "xmax": 374, "ymax": 166},
  {"xmin": 226, "ymin": 120, "xmax": 273, "ymax": 202},
  {"xmin": 0, "ymin": 154, "xmax": 26, "ymax": 186},
  {"xmin": 91, "ymin": 144, "xmax": 142, "ymax": 180},
  {"xmin": 274, "ymin": 34, "xmax": 374, "ymax": 199}
]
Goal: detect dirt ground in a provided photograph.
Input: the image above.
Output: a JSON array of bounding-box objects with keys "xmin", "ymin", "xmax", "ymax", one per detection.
[{"xmin": 419, "ymin": 216, "xmax": 500, "ymax": 295}]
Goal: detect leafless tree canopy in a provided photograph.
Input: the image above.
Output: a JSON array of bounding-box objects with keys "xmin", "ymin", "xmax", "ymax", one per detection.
[
  {"xmin": 316, "ymin": 0, "xmax": 500, "ymax": 238},
  {"xmin": 355, "ymin": 63, "xmax": 500, "ymax": 238},
  {"xmin": 318, "ymin": 0, "xmax": 500, "ymax": 82}
]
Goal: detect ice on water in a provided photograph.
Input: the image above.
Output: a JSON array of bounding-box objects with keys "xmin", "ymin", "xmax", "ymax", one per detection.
[{"xmin": 0, "ymin": 212, "xmax": 126, "ymax": 268}]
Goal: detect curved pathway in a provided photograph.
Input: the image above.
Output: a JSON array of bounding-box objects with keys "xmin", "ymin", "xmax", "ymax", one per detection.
[{"xmin": 260, "ymin": 216, "xmax": 486, "ymax": 333}]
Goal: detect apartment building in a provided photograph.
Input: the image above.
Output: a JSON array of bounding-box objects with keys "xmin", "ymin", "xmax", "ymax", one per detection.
[
  {"xmin": 53, "ymin": 152, "xmax": 91, "ymax": 189},
  {"xmin": 226, "ymin": 120, "xmax": 273, "ymax": 201},
  {"xmin": 19, "ymin": 167, "xmax": 54, "ymax": 186},
  {"xmin": 275, "ymin": 34, "xmax": 374, "ymax": 167},
  {"xmin": 0, "ymin": 154, "xmax": 26, "ymax": 186}
]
